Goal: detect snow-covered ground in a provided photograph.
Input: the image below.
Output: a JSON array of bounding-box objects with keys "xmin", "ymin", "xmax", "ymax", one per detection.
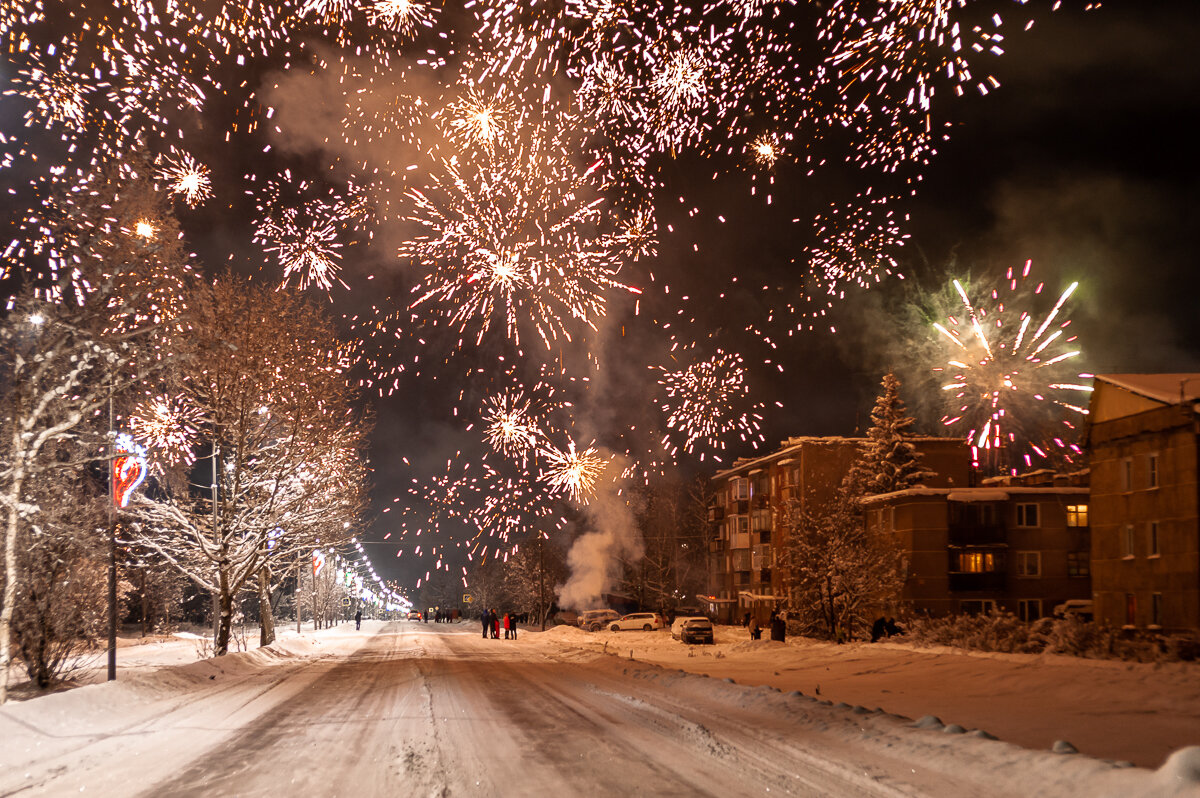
[{"xmin": 1, "ymin": 620, "xmax": 1198, "ymax": 797}]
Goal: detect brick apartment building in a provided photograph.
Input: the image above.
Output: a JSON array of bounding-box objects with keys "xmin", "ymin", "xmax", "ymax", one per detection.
[
  {"xmin": 703, "ymin": 436, "xmax": 969, "ymax": 623},
  {"xmin": 1088, "ymin": 374, "xmax": 1200, "ymax": 632},
  {"xmin": 859, "ymin": 469, "xmax": 1091, "ymax": 620}
]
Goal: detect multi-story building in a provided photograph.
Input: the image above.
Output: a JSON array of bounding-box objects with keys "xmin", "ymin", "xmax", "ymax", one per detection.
[
  {"xmin": 859, "ymin": 470, "xmax": 1091, "ymax": 619},
  {"xmin": 1088, "ymin": 374, "xmax": 1200, "ymax": 632},
  {"xmin": 702, "ymin": 436, "xmax": 969, "ymax": 623}
]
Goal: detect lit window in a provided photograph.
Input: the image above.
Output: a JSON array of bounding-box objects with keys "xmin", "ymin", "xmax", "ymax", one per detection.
[
  {"xmin": 1066, "ymin": 504, "xmax": 1088, "ymax": 527},
  {"xmin": 1016, "ymin": 503, "xmax": 1040, "ymax": 527},
  {"xmin": 1015, "ymin": 551, "xmax": 1041, "ymax": 578},
  {"xmin": 955, "ymin": 551, "xmax": 996, "ymax": 573}
]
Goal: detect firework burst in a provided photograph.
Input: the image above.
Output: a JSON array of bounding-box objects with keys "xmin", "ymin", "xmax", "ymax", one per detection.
[
  {"xmin": 931, "ymin": 260, "xmax": 1090, "ymax": 474},
  {"xmin": 540, "ymin": 439, "xmax": 607, "ymax": 503},
  {"xmin": 655, "ymin": 347, "xmax": 766, "ymax": 459}
]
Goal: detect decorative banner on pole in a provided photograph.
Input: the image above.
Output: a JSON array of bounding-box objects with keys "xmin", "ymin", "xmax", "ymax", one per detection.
[
  {"xmin": 267, "ymin": 527, "xmax": 283, "ymax": 552},
  {"xmin": 112, "ymin": 433, "xmax": 148, "ymax": 508},
  {"xmin": 312, "ymin": 549, "xmax": 326, "ymax": 578}
]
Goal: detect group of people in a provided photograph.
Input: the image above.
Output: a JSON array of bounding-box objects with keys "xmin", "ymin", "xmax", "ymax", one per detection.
[
  {"xmin": 745, "ymin": 609, "xmax": 788, "ymax": 642},
  {"xmin": 870, "ymin": 617, "xmax": 904, "ymax": 642},
  {"xmin": 480, "ymin": 609, "xmax": 520, "ymax": 639}
]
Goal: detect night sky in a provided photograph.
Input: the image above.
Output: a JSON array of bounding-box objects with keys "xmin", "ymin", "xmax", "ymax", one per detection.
[{"xmin": 4, "ymin": 1, "xmax": 1198, "ymax": 588}]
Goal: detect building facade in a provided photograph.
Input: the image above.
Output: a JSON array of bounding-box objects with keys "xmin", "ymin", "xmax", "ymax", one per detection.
[
  {"xmin": 703, "ymin": 436, "xmax": 969, "ymax": 623},
  {"xmin": 859, "ymin": 470, "xmax": 1091, "ymax": 619},
  {"xmin": 1089, "ymin": 374, "xmax": 1200, "ymax": 633}
]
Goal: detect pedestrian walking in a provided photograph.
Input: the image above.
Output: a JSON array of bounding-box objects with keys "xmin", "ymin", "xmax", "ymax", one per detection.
[
  {"xmin": 481, "ymin": 611, "xmax": 489, "ymax": 639},
  {"xmin": 355, "ymin": 609, "xmax": 362, "ymax": 631}
]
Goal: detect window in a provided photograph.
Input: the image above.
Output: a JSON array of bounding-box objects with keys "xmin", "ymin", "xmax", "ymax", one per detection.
[
  {"xmin": 1123, "ymin": 524, "xmax": 1136, "ymax": 558},
  {"xmin": 1067, "ymin": 551, "xmax": 1090, "ymax": 577},
  {"xmin": 1125, "ymin": 593, "xmax": 1137, "ymax": 627},
  {"xmin": 1066, "ymin": 504, "xmax": 1088, "ymax": 527},
  {"xmin": 1015, "ymin": 551, "xmax": 1041, "ymax": 578},
  {"xmin": 732, "ymin": 478, "xmax": 749, "ymax": 500},
  {"xmin": 1121, "ymin": 458, "xmax": 1133, "ymax": 491},
  {"xmin": 1149, "ymin": 521, "xmax": 1160, "ymax": 556},
  {"xmin": 1148, "ymin": 454, "xmax": 1159, "ymax": 488},
  {"xmin": 1152, "ymin": 593, "xmax": 1163, "ymax": 627},
  {"xmin": 954, "ymin": 551, "xmax": 997, "ymax": 573},
  {"xmin": 1018, "ymin": 599, "xmax": 1042, "ymax": 622},
  {"xmin": 1016, "ymin": 503, "xmax": 1040, "ymax": 528},
  {"xmin": 960, "ymin": 600, "xmax": 997, "ymax": 615}
]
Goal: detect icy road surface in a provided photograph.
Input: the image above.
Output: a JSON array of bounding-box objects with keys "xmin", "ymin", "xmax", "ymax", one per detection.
[{"xmin": 1, "ymin": 621, "xmax": 1194, "ymax": 797}]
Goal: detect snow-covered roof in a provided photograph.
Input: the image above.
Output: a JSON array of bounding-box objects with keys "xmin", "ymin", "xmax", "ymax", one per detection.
[
  {"xmin": 859, "ymin": 486, "xmax": 1089, "ymax": 506},
  {"xmin": 1095, "ymin": 373, "xmax": 1200, "ymax": 405}
]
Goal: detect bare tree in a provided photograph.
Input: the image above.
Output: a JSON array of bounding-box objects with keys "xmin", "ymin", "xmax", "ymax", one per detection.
[
  {"xmin": 11, "ymin": 467, "xmax": 111, "ymax": 689},
  {"xmin": 125, "ymin": 275, "xmax": 366, "ymax": 655},
  {"xmin": 0, "ymin": 159, "xmax": 193, "ymax": 702},
  {"xmin": 503, "ymin": 536, "xmax": 568, "ymax": 627}
]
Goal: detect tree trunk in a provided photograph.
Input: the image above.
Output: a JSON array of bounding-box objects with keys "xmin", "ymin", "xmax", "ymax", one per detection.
[
  {"xmin": 214, "ymin": 574, "xmax": 233, "ymax": 656},
  {"xmin": 1, "ymin": 472, "xmax": 27, "ymax": 705},
  {"xmin": 258, "ymin": 567, "xmax": 275, "ymax": 647}
]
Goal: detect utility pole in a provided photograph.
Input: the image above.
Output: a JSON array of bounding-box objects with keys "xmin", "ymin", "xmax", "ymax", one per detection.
[
  {"xmin": 107, "ymin": 390, "xmax": 116, "ymax": 681},
  {"xmin": 538, "ymin": 536, "xmax": 546, "ymax": 631}
]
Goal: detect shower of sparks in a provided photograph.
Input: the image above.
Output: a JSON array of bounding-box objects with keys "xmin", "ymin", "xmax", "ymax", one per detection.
[
  {"xmin": 156, "ymin": 149, "xmax": 213, "ymax": 207},
  {"xmin": 401, "ymin": 117, "xmax": 642, "ymax": 349},
  {"xmin": 931, "ymin": 260, "xmax": 1091, "ymax": 474},
  {"xmin": 540, "ymin": 440, "xmax": 607, "ymax": 503},
  {"xmin": 129, "ymin": 394, "xmax": 204, "ymax": 467},
  {"xmin": 655, "ymin": 347, "xmax": 766, "ymax": 458},
  {"xmin": 365, "ymin": 0, "xmax": 437, "ymax": 36},
  {"xmin": 482, "ymin": 391, "xmax": 545, "ymax": 464}
]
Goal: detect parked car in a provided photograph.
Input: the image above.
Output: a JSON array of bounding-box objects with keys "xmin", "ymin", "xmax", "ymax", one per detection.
[
  {"xmin": 1052, "ymin": 600, "xmax": 1094, "ymax": 621},
  {"xmin": 670, "ymin": 615, "xmax": 709, "ymax": 639},
  {"xmin": 673, "ymin": 605, "xmax": 706, "ymax": 619},
  {"xmin": 406, "ymin": 610, "xmax": 422, "ymax": 620},
  {"xmin": 577, "ymin": 609, "xmax": 620, "ymax": 631},
  {"xmin": 609, "ymin": 612, "xmax": 664, "ymax": 632},
  {"xmin": 677, "ymin": 617, "xmax": 714, "ymax": 645}
]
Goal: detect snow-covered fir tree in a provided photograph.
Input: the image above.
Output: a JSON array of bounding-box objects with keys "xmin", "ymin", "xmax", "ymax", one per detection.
[{"xmin": 846, "ymin": 372, "xmax": 937, "ymax": 496}]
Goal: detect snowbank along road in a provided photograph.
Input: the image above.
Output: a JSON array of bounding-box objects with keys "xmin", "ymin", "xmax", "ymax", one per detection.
[{"xmin": 0, "ymin": 621, "xmax": 1196, "ymax": 797}]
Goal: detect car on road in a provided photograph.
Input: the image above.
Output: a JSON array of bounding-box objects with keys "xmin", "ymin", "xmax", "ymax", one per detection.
[
  {"xmin": 675, "ymin": 617, "xmax": 714, "ymax": 645},
  {"xmin": 609, "ymin": 612, "xmax": 664, "ymax": 632},
  {"xmin": 577, "ymin": 609, "xmax": 620, "ymax": 631},
  {"xmin": 406, "ymin": 610, "xmax": 423, "ymax": 621}
]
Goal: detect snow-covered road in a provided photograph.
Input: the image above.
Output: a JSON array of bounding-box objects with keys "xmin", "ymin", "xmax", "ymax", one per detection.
[{"xmin": 1, "ymin": 622, "xmax": 1196, "ymax": 797}]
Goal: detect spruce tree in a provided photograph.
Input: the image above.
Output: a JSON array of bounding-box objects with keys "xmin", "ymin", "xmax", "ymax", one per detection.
[{"xmin": 848, "ymin": 372, "xmax": 936, "ymax": 496}]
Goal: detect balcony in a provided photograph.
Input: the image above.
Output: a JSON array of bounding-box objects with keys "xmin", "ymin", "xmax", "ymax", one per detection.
[
  {"xmin": 752, "ymin": 494, "xmax": 771, "ymax": 509},
  {"xmin": 947, "ymin": 572, "xmax": 1006, "ymax": 592},
  {"xmin": 732, "ymin": 499, "xmax": 749, "ymax": 515},
  {"xmin": 708, "ymin": 506, "xmax": 724, "ymax": 522},
  {"xmin": 948, "ymin": 523, "xmax": 1006, "ymax": 547}
]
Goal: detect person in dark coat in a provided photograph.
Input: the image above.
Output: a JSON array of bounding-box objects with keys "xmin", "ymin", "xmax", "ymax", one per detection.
[
  {"xmin": 355, "ymin": 609, "xmax": 362, "ymax": 631},
  {"xmin": 491, "ymin": 609, "xmax": 500, "ymax": 639},
  {"xmin": 481, "ymin": 611, "xmax": 490, "ymax": 639},
  {"xmin": 749, "ymin": 615, "xmax": 761, "ymax": 640},
  {"xmin": 770, "ymin": 613, "xmax": 785, "ymax": 642},
  {"xmin": 871, "ymin": 617, "xmax": 887, "ymax": 642}
]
